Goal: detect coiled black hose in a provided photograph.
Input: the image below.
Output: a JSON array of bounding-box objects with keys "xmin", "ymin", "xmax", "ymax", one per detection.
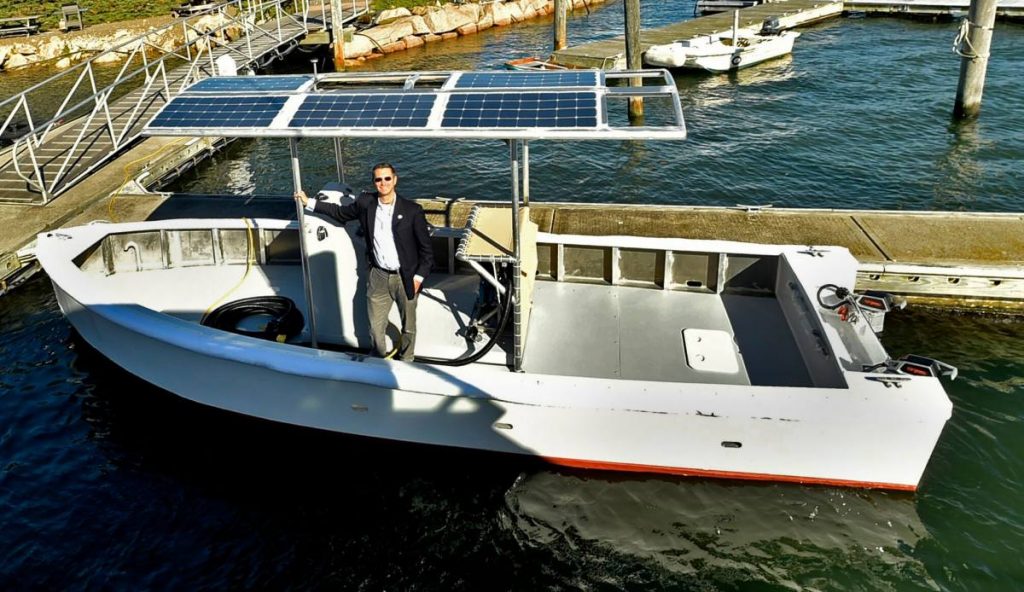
[
  {"xmin": 415, "ymin": 275, "xmax": 515, "ymax": 367},
  {"xmin": 201, "ymin": 296, "xmax": 305, "ymax": 342}
]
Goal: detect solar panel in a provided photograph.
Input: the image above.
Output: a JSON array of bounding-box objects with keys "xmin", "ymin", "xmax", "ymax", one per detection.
[
  {"xmin": 186, "ymin": 76, "xmax": 313, "ymax": 93},
  {"xmin": 288, "ymin": 94, "xmax": 436, "ymax": 128},
  {"xmin": 454, "ymin": 71, "xmax": 600, "ymax": 89},
  {"xmin": 148, "ymin": 95, "xmax": 289, "ymax": 128},
  {"xmin": 441, "ymin": 91, "xmax": 599, "ymax": 129}
]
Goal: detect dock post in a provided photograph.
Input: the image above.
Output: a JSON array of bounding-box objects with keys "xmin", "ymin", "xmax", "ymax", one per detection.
[
  {"xmin": 330, "ymin": 0, "xmax": 346, "ymax": 70},
  {"xmin": 624, "ymin": 0, "xmax": 644, "ymax": 122},
  {"xmin": 290, "ymin": 138, "xmax": 318, "ymax": 348},
  {"xmin": 554, "ymin": 0, "xmax": 568, "ymax": 51},
  {"xmin": 953, "ymin": 0, "xmax": 998, "ymax": 119}
]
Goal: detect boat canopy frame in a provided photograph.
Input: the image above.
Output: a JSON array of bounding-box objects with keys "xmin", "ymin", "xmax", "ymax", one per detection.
[{"xmin": 142, "ymin": 69, "xmax": 689, "ymax": 371}]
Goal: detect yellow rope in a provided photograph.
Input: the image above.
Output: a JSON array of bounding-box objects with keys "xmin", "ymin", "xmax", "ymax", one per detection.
[
  {"xmin": 107, "ymin": 140, "xmax": 182, "ymax": 222},
  {"xmin": 203, "ymin": 218, "xmax": 256, "ymax": 319}
]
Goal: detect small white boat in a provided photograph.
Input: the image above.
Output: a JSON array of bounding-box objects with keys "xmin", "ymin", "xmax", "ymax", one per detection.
[
  {"xmin": 504, "ymin": 57, "xmax": 568, "ymax": 71},
  {"xmin": 645, "ymin": 14, "xmax": 800, "ymax": 73},
  {"xmin": 37, "ymin": 70, "xmax": 956, "ymax": 491}
]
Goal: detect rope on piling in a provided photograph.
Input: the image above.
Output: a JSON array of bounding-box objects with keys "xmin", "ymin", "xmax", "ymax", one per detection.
[{"xmin": 952, "ymin": 17, "xmax": 991, "ymax": 59}]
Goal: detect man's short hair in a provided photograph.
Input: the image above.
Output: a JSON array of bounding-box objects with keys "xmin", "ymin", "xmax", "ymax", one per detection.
[{"xmin": 371, "ymin": 162, "xmax": 396, "ymax": 178}]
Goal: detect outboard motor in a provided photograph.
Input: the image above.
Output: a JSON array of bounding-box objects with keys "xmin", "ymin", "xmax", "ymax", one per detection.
[{"xmin": 760, "ymin": 16, "xmax": 782, "ymax": 36}]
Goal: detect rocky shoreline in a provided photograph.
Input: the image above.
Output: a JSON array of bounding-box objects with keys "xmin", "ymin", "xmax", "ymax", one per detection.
[
  {"xmin": 0, "ymin": 0, "xmax": 607, "ymax": 73},
  {"xmin": 344, "ymin": 0, "xmax": 608, "ymax": 64}
]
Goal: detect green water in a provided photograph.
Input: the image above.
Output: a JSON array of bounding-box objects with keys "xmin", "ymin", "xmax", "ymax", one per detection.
[{"xmin": 2, "ymin": 1, "xmax": 1023, "ymax": 589}]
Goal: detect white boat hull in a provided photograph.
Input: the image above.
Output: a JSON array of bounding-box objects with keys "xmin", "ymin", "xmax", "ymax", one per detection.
[
  {"xmin": 645, "ymin": 31, "xmax": 800, "ymax": 73},
  {"xmin": 40, "ymin": 219, "xmax": 953, "ymax": 491}
]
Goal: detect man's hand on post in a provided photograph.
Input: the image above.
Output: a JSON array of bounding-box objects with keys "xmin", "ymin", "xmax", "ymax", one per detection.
[{"xmin": 294, "ymin": 190, "xmax": 307, "ymax": 207}]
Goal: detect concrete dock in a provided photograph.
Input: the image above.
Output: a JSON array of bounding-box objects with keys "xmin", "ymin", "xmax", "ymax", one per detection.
[{"xmin": 4, "ymin": 149, "xmax": 1021, "ymax": 312}]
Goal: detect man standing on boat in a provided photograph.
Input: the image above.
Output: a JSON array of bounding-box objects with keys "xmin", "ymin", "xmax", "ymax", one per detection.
[{"xmin": 294, "ymin": 162, "xmax": 433, "ymax": 362}]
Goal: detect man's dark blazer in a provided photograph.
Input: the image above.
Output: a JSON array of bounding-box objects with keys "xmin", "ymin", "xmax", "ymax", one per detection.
[{"xmin": 313, "ymin": 192, "xmax": 433, "ymax": 300}]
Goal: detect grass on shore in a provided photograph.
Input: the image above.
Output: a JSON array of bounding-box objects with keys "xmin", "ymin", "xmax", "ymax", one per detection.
[
  {"xmin": 1, "ymin": 1, "xmax": 207, "ymax": 32},
  {"xmin": 372, "ymin": 0, "xmax": 451, "ymax": 10}
]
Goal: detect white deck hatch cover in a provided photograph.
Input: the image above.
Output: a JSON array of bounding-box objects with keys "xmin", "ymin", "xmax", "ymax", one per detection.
[{"xmin": 682, "ymin": 329, "xmax": 740, "ymax": 374}]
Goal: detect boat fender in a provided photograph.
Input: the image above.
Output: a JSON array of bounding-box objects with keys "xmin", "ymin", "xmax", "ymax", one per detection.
[
  {"xmin": 201, "ymin": 296, "xmax": 305, "ymax": 343},
  {"xmin": 731, "ymin": 55, "xmax": 742, "ymax": 66}
]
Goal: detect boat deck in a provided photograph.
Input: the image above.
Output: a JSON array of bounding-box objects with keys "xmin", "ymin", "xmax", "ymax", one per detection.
[
  {"xmin": 94, "ymin": 261, "xmax": 816, "ymax": 387},
  {"xmin": 525, "ymin": 282, "xmax": 812, "ymax": 386}
]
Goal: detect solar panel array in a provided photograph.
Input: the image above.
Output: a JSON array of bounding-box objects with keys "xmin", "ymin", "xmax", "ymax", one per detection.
[
  {"xmin": 454, "ymin": 71, "xmax": 600, "ymax": 89},
  {"xmin": 148, "ymin": 95, "xmax": 290, "ymax": 128},
  {"xmin": 441, "ymin": 91, "xmax": 599, "ymax": 129},
  {"xmin": 289, "ymin": 94, "xmax": 435, "ymax": 128},
  {"xmin": 187, "ymin": 75, "xmax": 313, "ymax": 93},
  {"xmin": 140, "ymin": 71, "xmax": 677, "ymax": 136}
]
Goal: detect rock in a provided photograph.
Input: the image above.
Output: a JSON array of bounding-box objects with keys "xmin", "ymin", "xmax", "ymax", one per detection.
[
  {"xmin": 488, "ymin": 2, "xmax": 512, "ymax": 26},
  {"xmin": 374, "ymin": 7, "xmax": 412, "ymax": 25},
  {"xmin": 411, "ymin": 6, "xmax": 430, "ymax": 16},
  {"xmin": 5, "ymin": 53, "xmax": 30, "ymax": 69},
  {"xmin": 379, "ymin": 39, "xmax": 407, "ymax": 54},
  {"xmin": 440, "ymin": 31, "xmax": 458, "ymax": 41},
  {"xmin": 362, "ymin": 20, "xmax": 415, "ymax": 46},
  {"xmin": 94, "ymin": 51, "xmax": 123, "ymax": 64},
  {"xmin": 422, "ymin": 33, "xmax": 442, "ymax": 43},
  {"xmin": 56, "ymin": 57, "xmax": 73, "ymax": 69},
  {"xmin": 406, "ymin": 15, "xmax": 432, "ymax": 36},
  {"xmin": 523, "ymin": 6, "xmax": 538, "ymax": 20},
  {"xmin": 0, "ymin": 46, "xmax": 10, "ymax": 68},
  {"xmin": 457, "ymin": 23, "xmax": 478, "ymax": 36},
  {"xmin": 403, "ymin": 34, "xmax": 424, "ymax": 49},
  {"xmin": 505, "ymin": 3, "xmax": 525, "ymax": 23},
  {"xmin": 343, "ymin": 34, "xmax": 375, "ymax": 58},
  {"xmin": 423, "ymin": 5, "xmax": 475, "ymax": 34},
  {"xmin": 477, "ymin": 14, "xmax": 494, "ymax": 31},
  {"xmin": 457, "ymin": 4, "xmax": 481, "ymax": 22},
  {"xmin": 14, "ymin": 43, "xmax": 36, "ymax": 55}
]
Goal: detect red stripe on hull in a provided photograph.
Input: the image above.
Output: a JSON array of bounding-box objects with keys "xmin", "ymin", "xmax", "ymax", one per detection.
[{"xmin": 543, "ymin": 456, "xmax": 918, "ymax": 492}]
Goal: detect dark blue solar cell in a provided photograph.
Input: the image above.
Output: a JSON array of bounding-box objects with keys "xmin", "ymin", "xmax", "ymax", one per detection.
[
  {"xmin": 149, "ymin": 95, "xmax": 289, "ymax": 128},
  {"xmin": 454, "ymin": 71, "xmax": 600, "ymax": 89},
  {"xmin": 288, "ymin": 94, "xmax": 435, "ymax": 128},
  {"xmin": 441, "ymin": 91, "xmax": 599, "ymax": 129},
  {"xmin": 186, "ymin": 76, "xmax": 313, "ymax": 93}
]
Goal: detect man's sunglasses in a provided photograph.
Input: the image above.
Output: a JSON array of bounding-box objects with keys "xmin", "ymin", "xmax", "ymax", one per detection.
[{"xmin": 373, "ymin": 176, "xmax": 393, "ymax": 183}]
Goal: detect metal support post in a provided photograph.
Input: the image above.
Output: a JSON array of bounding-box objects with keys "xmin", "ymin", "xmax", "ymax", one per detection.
[
  {"xmin": 510, "ymin": 140, "xmax": 523, "ymax": 372},
  {"xmin": 290, "ymin": 138, "xmax": 318, "ymax": 347},
  {"xmin": 333, "ymin": 137, "xmax": 345, "ymax": 183},
  {"xmin": 521, "ymin": 140, "xmax": 530, "ymax": 207}
]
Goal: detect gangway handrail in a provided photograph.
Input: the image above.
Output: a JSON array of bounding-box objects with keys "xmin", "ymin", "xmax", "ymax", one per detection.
[{"xmin": 0, "ymin": 0, "xmax": 360, "ymax": 204}]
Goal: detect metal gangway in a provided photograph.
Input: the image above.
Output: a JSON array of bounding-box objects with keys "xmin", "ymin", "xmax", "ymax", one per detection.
[{"xmin": 0, "ymin": 0, "xmax": 370, "ymax": 205}]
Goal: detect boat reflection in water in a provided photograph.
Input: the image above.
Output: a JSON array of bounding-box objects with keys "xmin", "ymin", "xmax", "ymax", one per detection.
[{"xmin": 504, "ymin": 470, "xmax": 935, "ymax": 586}]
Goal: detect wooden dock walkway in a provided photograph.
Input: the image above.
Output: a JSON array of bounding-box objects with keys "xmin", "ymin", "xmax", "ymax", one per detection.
[
  {"xmin": 846, "ymin": 0, "xmax": 1024, "ymax": 18},
  {"xmin": 551, "ymin": 0, "xmax": 844, "ymax": 69}
]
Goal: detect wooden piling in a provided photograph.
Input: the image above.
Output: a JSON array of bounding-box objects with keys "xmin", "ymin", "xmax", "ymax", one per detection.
[
  {"xmin": 331, "ymin": 0, "xmax": 346, "ymax": 70},
  {"xmin": 953, "ymin": 0, "xmax": 998, "ymax": 119},
  {"xmin": 624, "ymin": 0, "xmax": 643, "ymax": 122},
  {"xmin": 554, "ymin": 0, "xmax": 568, "ymax": 51}
]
